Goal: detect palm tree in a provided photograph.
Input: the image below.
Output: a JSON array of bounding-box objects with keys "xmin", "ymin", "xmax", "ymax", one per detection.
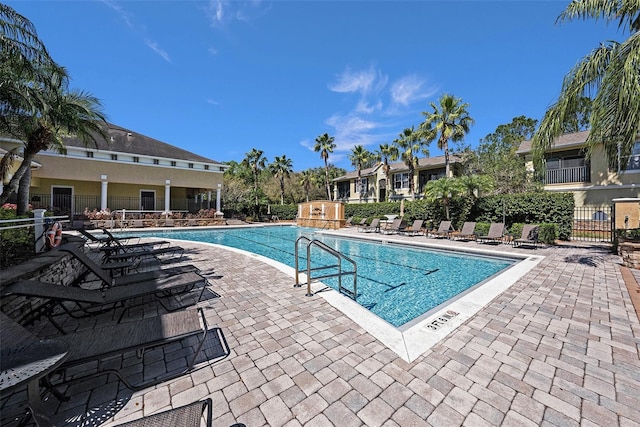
[
  {"xmin": 313, "ymin": 133, "xmax": 336, "ymax": 200},
  {"xmin": 459, "ymin": 174, "xmax": 494, "ymax": 199},
  {"xmin": 241, "ymin": 148, "xmax": 267, "ymax": 215},
  {"xmin": 419, "ymin": 94, "xmax": 474, "ymax": 177},
  {"xmin": 348, "ymin": 145, "xmax": 372, "ymax": 202},
  {"xmin": 393, "ymin": 126, "xmax": 428, "ymax": 200},
  {"xmin": 374, "ymin": 143, "xmax": 399, "ymax": 201},
  {"xmin": 299, "ymin": 170, "xmax": 315, "ymax": 202},
  {"xmin": 0, "ymin": 3, "xmax": 56, "ymax": 129},
  {"xmin": 0, "ymin": 66, "xmax": 107, "ymax": 211},
  {"xmin": 269, "ymin": 155, "xmax": 293, "ymax": 205},
  {"xmin": 423, "ymin": 177, "xmax": 464, "ymax": 220},
  {"xmin": 532, "ymin": 0, "xmax": 640, "ymax": 172}
]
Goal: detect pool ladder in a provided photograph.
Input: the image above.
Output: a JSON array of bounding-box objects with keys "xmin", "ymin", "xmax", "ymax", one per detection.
[{"xmin": 294, "ymin": 236, "xmax": 357, "ymax": 300}]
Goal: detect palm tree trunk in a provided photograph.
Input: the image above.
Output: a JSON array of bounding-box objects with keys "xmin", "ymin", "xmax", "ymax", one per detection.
[
  {"xmin": 324, "ymin": 160, "xmax": 331, "ymax": 200},
  {"xmin": 0, "ymin": 154, "xmax": 34, "ymax": 206},
  {"xmin": 17, "ymin": 167, "xmax": 31, "ymax": 215}
]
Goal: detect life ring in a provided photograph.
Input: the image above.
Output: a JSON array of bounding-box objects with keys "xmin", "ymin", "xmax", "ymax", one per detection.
[{"xmin": 46, "ymin": 222, "xmax": 63, "ymax": 249}]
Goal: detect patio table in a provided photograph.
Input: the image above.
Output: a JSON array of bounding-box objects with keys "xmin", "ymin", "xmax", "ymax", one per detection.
[{"xmin": 1, "ymin": 313, "xmax": 68, "ymax": 427}]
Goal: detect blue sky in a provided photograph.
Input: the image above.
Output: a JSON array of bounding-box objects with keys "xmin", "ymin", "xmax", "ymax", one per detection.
[{"xmin": 8, "ymin": 1, "xmax": 625, "ymax": 172}]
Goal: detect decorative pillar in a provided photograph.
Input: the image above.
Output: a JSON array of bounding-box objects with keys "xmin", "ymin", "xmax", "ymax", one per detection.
[
  {"xmin": 164, "ymin": 180, "xmax": 171, "ymax": 214},
  {"xmin": 215, "ymin": 184, "xmax": 222, "ymax": 216},
  {"xmin": 208, "ymin": 190, "xmax": 212, "ymax": 210},
  {"xmin": 100, "ymin": 175, "xmax": 108, "ymax": 211},
  {"xmin": 34, "ymin": 209, "xmax": 47, "ymax": 253}
]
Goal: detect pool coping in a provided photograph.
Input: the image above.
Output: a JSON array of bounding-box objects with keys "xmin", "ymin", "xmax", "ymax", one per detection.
[{"xmin": 159, "ymin": 229, "xmax": 543, "ymax": 363}]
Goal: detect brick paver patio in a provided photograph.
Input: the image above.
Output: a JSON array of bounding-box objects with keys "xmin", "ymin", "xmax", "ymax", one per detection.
[{"xmin": 2, "ymin": 228, "xmax": 639, "ymax": 426}]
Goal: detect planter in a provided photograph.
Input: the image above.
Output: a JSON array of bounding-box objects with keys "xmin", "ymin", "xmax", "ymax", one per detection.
[{"xmin": 619, "ymin": 241, "xmax": 640, "ymax": 269}]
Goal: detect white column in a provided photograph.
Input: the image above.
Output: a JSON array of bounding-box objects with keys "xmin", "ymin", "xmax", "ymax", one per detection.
[
  {"xmin": 215, "ymin": 184, "xmax": 222, "ymax": 215},
  {"xmin": 100, "ymin": 175, "xmax": 108, "ymax": 211},
  {"xmin": 208, "ymin": 190, "xmax": 212, "ymax": 210},
  {"xmin": 34, "ymin": 209, "xmax": 47, "ymax": 253},
  {"xmin": 164, "ymin": 180, "xmax": 171, "ymax": 214}
]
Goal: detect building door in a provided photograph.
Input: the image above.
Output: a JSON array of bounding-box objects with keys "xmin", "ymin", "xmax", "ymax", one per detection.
[
  {"xmin": 52, "ymin": 187, "xmax": 72, "ymax": 216},
  {"xmin": 378, "ymin": 179, "xmax": 386, "ymax": 202},
  {"xmin": 141, "ymin": 191, "xmax": 155, "ymax": 211}
]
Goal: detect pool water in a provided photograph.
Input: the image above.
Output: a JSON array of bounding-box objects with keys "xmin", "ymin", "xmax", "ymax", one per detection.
[{"xmin": 128, "ymin": 226, "xmax": 515, "ymax": 327}]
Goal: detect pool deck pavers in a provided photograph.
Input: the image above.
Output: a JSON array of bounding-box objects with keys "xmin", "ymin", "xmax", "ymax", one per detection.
[{"xmin": 2, "ymin": 227, "xmax": 640, "ymax": 426}]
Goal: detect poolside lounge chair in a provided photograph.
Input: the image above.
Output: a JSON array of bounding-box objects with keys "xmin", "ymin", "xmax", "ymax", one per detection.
[
  {"xmin": 477, "ymin": 222, "xmax": 505, "ymax": 244},
  {"xmin": 381, "ymin": 218, "xmax": 404, "ymax": 235},
  {"xmin": 360, "ymin": 218, "xmax": 380, "ymax": 233},
  {"xmin": 59, "ymin": 245, "xmax": 198, "ymax": 289},
  {"xmin": 78, "ymin": 228, "xmax": 138, "ymax": 249},
  {"xmin": 3, "ymin": 271, "xmax": 208, "ymax": 332},
  {"xmin": 113, "ymin": 399, "xmax": 212, "ymax": 427},
  {"xmin": 450, "ymin": 222, "xmax": 477, "ymax": 241},
  {"xmin": 513, "ymin": 224, "xmax": 539, "ymax": 248},
  {"xmin": 344, "ymin": 216, "xmax": 354, "ymax": 227},
  {"xmin": 3, "ymin": 307, "xmax": 211, "ymax": 397},
  {"xmin": 430, "ymin": 221, "xmax": 453, "ymax": 239},
  {"xmin": 399, "ymin": 219, "xmax": 424, "ymax": 236}
]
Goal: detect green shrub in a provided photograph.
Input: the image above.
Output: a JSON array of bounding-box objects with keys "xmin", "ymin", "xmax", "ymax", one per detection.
[
  {"xmin": 0, "ymin": 207, "xmax": 36, "ymax": 269},
  {"xmin": 538, "ymin": 223, "xmax": 558, "ymax": 244}
]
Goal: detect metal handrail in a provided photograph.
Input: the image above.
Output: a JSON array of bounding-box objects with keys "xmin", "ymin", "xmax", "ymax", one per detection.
[
  {"xmin": 294, "ymin": 236, "xmax": 357, "ymax": 300},
  {"xmin": 0, "ymin": 215, "xmax": 69, "ymax": 231}
]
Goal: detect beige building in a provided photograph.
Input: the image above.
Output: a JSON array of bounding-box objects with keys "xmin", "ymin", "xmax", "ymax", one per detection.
[
  {"xmin": 0, "ymin": 123, "xmax": 227, "ymax": 216},
  {"xmin": 517, "ymin": 130, "xmax": 640, "ymax": 208},
  {"xmin": 333, "ymin": 155, "xmax": 460, "ymax": 203}
]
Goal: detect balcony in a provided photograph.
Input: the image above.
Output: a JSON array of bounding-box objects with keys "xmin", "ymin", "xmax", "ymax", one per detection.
[{"xmin": 545, "ymin": 165, "xmax": 590, "ymax": 184}]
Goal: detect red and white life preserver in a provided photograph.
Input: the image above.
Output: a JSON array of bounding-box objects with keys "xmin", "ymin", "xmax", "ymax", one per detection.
[{"xmin": 46, "ymin": 222, "xmax": 63, "ymax": 249}]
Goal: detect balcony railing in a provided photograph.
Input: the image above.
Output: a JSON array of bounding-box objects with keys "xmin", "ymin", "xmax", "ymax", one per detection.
[{"xmin": 545, "ymin": 166, "xmax": 590, "ymax": 184}]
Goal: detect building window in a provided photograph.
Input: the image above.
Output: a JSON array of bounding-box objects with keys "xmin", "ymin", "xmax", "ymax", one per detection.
[
  {"xmin": 171, "ymin": 161, "xmax": 177, "ymax": 167},
  {"xmin": 337, "ymin": 181, "xmax": 350, "ymax": 199},
  {"xmin": 86, "ymin": 151, "xmax": 94, "ymax": 158},
  {"xmin": 111, "ymin": 154, "xmax": 117, "ymax": 161},
  {"xmin": 393, "ymin": 172, "xmax": 409, "ymax": 190},
  {"xmin": 204, "ymin": 165, "xmax": 209, "ymax": 170},
  {"xmin": 357, "ymin": 177, "xmax": 369, "ymax": 195},
  {"xmin": 153, "ymin": 159, "xmax": 159, "ymax": 165},
  {"xmin": 133, "ymin": 156, "xmax": 139, "ymax": 163},
  {"xmin": 219, "ymin": 167, "xmax": 224, "ymax": 172},
  {"xmin": 623, "ymin": 142, "xmax": 640, "ymax": 171},
  {"xmin": 188, "ymin": 163, "xmax": 194, "ymax": 169}
]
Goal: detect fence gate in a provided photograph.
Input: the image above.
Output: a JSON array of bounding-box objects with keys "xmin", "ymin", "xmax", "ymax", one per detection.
[{"xmin": 572, "ymin": 205, "xmax": 613, "ymax": 243}]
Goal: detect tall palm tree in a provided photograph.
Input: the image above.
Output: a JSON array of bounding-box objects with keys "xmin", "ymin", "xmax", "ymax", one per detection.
[
  {"xmin": 0, "ymin": 3, "xmax": 56, "ymax": 128},
  {"xmin": 532, "ymin": 0, "xmax": 640, "ymax": 172},
  {"xmin": 0, "ymin": 66, "xmax": 107, "ymax": 211},
  {"xmin": 375, "ymin": 143, "xmax": 399, "ymax": 201},
  {"xmin": 241, "ymin": 148, "xmax": 267, "ymax": 215},
  {"xmin": 269, "ymin": 154, "xmax": 293, "ymax": 205},
  {"xmin": 299, "ymin": 170, "xmax": 315, "ymax": 202},
  {"xmin": 393, "ymin": 126, "xmax": 428, "ymax": 200},
  {"xmin": 313, "ymin": 133, "xmax": 336, "ymax": 200},
  {"xmin": 423, "ymin": 177, "xmax": 464, "ymax": 220},
  {"xmin": 348, "ymin": 145, "xmax": 372, "ymax": 202},
  {"xmin": 419, "ymin": 94, "xmax": 474, "ymax": 177}
]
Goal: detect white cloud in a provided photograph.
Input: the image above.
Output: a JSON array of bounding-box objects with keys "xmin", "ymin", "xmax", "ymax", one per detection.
[
  {"xmin": 205, "ymin": 0, "xmax": 268, "ymax": 28},
  {"xmin": 101, "ymin": 0, "xmax": 134, "ymax": 28},
  {"xmin": 206, "ymin": 99, "xmax": 219, "ymax": 106},
  {"xmin": 145, "ymin": 40, "xmax": 171, "ymax": 63},
  {"xmin": 390, "ymin": 75, "xmax": 438, "ymax": 107}
]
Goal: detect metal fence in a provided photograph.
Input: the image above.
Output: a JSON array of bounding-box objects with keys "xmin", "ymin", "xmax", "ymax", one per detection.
[
  {"xmin": 27, "ymin": 194, "xmax": 216, "ymax": 217},
  {"xmin": 572, "ymin": 206, "xmax": 613, "ymax": 243}
]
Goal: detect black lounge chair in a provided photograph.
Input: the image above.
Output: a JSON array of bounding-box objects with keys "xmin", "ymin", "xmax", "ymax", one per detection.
[
  {"xmin": 77, "ymin": 228, "xmax": 133, "ymax": 249},
  {"xmin": 113, "ymin": 399, "xmax": 212, "ymax": 427},
  {"xmin": 513, "ymin": 224, "xmax": 539, "ymax": 248},
  {"xmin": 2, "ymin": 271, "xmax": 208, "ymax": 332},
  {"xmin": 59, "ymin": 245, "xmax": 198, "ymax": 288},
  {"xmin": 477, "ymin": 222, "xmax": 505, "ymax": 244}
]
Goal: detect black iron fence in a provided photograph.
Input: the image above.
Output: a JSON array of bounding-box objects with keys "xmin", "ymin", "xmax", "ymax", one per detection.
[
  {"xmin": 572, "ymin": 206, "xmax": 613, "ymax": 243},
  {"xmin": 27, "ymin": 194, "xmax": 216, "ymax": 217}
]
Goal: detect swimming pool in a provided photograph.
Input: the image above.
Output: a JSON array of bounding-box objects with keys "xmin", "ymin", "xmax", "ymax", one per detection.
[{"xmin": 121, "ymin": 226, "xmax": 516, "ymax": 328}]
